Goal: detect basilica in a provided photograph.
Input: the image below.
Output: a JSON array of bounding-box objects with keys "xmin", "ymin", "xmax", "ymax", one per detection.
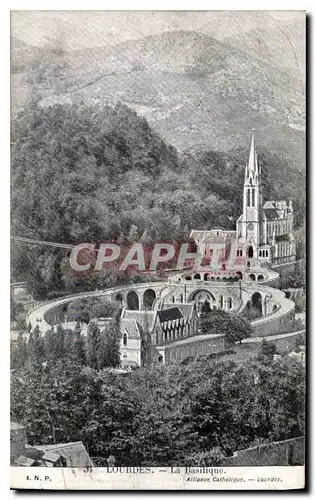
[{"xmin": 191, "ymin": 130, "xmax": 296, "ymax": 270}]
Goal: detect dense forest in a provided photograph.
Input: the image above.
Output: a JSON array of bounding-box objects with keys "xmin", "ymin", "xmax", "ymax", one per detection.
[
  {"xmin": 11, "ymin": 100, "xmax": 306, "ymax": 297},
  {"xmin": 11, "ymin": 330, "xmax": 305, "ymax": 466}
]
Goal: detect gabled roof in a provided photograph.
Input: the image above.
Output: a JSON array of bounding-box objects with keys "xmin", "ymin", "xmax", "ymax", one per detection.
[
  {"xmin": 263, "ymin": 207, "xmax": 280, "ymax": 220},
  {"xmin": 157, "ymin": 307, "xmax": 183, "ymax": 323},
  {"xmin": 162, "ymin": 302, "xmax": 195, "ymax": 320},
  {"xmin": 120, "ymin": 318, "xmax": 141, "ymax": 339},
  {"xmin": 121, "ymin": 310, "xmax": 156, "ymax": 332}
]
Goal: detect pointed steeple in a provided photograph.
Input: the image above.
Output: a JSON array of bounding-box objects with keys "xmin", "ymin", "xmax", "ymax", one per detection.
[{"xmin": 245, "ymin": 129, "xmax": 259, "ymax": 182}]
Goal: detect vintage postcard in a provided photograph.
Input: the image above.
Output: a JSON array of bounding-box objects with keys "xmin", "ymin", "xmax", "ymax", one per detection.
[{"xmin": 10, "ymin": 10, "xmax": 306, "ymax": 490}]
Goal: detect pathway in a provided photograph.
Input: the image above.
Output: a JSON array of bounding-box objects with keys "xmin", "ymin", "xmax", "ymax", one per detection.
[{"xmin": 241, "ymin": 329, "xmax": 305, "ymax": 345}]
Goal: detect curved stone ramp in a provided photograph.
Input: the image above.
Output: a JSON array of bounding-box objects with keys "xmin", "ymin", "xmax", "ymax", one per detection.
[
  {"xmin": 241, "ymin": 329, "xmax": 305, "ymax": 344},
  {"xmin": 27, "ymin": 280, "xmax": 295, "ymax": 338}
]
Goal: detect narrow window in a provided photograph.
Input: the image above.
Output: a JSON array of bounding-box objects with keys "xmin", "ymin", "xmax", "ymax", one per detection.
[
  {"xmin": 247, "ymin": 189, "xmax": 251, "ymax": 207},
  {"xmin": 123, "ymin": 333, "xmax": 128, "ymax": 346}
]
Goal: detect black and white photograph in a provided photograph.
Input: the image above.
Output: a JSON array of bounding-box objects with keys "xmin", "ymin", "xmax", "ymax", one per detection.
[{"xmin": 9, "ymin": 9, "xmax": 306, "ymax": 490}]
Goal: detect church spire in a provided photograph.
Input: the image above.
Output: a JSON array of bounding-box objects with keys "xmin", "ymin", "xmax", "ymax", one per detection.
[{"xmin": 245, "ymin": 129, "xmax": 259, "ymax": 184}]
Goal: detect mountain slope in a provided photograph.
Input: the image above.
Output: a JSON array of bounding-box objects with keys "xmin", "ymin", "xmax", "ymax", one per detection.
[{"xmin": 11, "ymin": 30, "xmax": 305, "ymax": 167}]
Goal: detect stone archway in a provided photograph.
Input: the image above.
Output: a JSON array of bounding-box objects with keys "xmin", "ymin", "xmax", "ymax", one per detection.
[
  {"xmin": 115, "ymin": 292, "xmax": 124, "ymax": 305},
  {"xmin": 143, "ymin": 289, "xmax": 156, "ymax": 309},
  {"xmin": 252, "ymin": 292, "xmax": 262, "ymax": 317},
  {"xmin": 188, "ymin": 289, "xmax": 216, "ymax": 312},
  {"xmin": 126, "ymin": 290, "xmax": 140, "ymax": 310}
]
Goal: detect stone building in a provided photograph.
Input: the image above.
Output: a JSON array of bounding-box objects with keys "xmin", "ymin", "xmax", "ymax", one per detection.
[
  {"xmin": 191, "ymin": 130, "xmax": 296, "ymax": 269},
  {"xmin": 121, "ymin": 301, "xmax": 199, "ymax": 364}
]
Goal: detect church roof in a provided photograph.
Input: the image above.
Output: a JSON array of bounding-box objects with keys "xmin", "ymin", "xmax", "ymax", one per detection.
[
  {"xmin": 162, "ymin": 302, "xmax": 195, "ymax": 320},
  {"xmin": 157, "ymin": 307, "xmax": 183, "ymax": 323},
  {"xmin": 263, "ymin": 207, "xmax": 280, "ymax": 220},
  {"xmin": 190, "ymin": 229, "xmax": 236, "ymax": 244},
  {"xmin": 121, "ymin": 310, "xmax": 156, "ymax": 332},
  {"xmin": 120, "ymin": 318, "xmax": 141, "ymax": 339}
]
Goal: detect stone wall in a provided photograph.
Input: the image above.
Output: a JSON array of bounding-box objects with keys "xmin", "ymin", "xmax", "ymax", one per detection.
[
  {"xmin": 155, "ymin": 334, "xmax": 225, "ymax": 364},
  {"xmin": 252, "ymin": 307, "xmax": 295, "ymax": 337}
]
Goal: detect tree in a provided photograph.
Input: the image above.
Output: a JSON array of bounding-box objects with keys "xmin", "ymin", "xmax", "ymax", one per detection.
[
  {"xmin": 98, "ymin": 319, "xmax": 121, "ymax": 369},
  {"xmin": 10, "ymin": 292, "xmax": 24, "ymax": 321},
  {"xmin": 11, "ymin": 333, "xmax": 28, "ymax": 370},
  {"xmin": 198, "ymin": 308, "xmax": 252, "ymax": 344},
  {"xmin": 222, "ymin": 313, "xmax": 252, "ymax": 345},
  {"xmin": 90, "ymin": 300, "xmax": 117, "ymax": 320},
  {"xmin": 199, "ymin": 300, "xmax": 213, "ymax": 335},
  {"xmin": 27, "ymin": 326, "xmax": 45, "ymax": 364},
  {"xmin": 86, "ymin": 322, "xmax": 101, "ymax": 370},
  {"xmin": 44, "ymin": 326, "xmax": 66, "ymax": 362},
  {"xmin": 10, "ymin": 346, "xmax": 305, "ymax": 466},
  {"xmin": 258, "ymin": 339, "xmax": 276, "ymax": 360}
]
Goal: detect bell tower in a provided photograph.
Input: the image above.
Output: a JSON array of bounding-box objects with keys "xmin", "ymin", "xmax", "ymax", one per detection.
[{"xmin": 241, "ymin": 129, "xmax": 262, "ymax": 259}]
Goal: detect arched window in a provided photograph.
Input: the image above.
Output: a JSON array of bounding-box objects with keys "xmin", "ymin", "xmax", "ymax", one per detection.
[
  {"xmin": 115, "ymin": 293, "xmax": 123, "ymax": 304},
  {"xmin": 259, "ymin": 250, "xmax": 262, "ymax": 257},
  {"xmin": 126, "ymin": 291, "xmax": 140, "ymax": 310},
  {"xmin": 247, "ymin": 246, "xmax": 254, "ymax": 258},
  {"xmin": 143, "ymin": 289, "xmax": 156, "ymax": 309},
  {"xmin": 123, "ymin": 333, "xmax": 128, "ymax": 346},
  {"xmin": 240, "ymin": 249, "xmax": 243, "ymax": 257}
]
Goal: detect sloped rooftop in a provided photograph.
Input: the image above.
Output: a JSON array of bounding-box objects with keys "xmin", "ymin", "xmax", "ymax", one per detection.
[{"xmin": 34, "ymin": 441, "xmax": 94, "ymax": 467}]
